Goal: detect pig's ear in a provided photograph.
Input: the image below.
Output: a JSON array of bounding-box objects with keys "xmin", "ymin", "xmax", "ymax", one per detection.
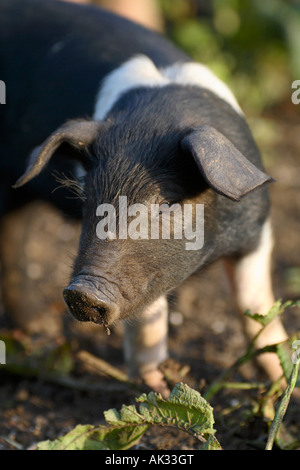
[
  {"xmin": 181, "ymin": 125, "xmax": 273, "ymax": 201},
  {"xmin": 13, "ymin": 119, "xmax": 104, "ymax": 188}
]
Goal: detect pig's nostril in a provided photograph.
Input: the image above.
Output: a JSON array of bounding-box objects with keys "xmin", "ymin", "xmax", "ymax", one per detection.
[{"xmin": 63, "ymin": 286, "xmax": 119, "ymax": 326}]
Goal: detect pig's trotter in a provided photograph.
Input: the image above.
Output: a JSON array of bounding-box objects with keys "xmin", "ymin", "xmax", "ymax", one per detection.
[
  {"xmin": 124, "ymin": 296, "xmax": 169, "ymax": 395},
  {"xmin": 224, "ymin": 219, "xmax": 288, "ymax": 382}
]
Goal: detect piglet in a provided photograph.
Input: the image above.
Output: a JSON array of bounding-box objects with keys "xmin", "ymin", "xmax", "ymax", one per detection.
[{"xmin": 1, "ymin": 0, "xmax": 287, "ymax": 394}]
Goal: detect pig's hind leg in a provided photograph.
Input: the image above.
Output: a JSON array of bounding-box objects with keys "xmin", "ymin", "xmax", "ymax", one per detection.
[
  {"xmin": 123, "ymin": 295, "xmax": 170, "ymax": 396},
  {"xmin": 223, "ymin": 218, "xmax": 288, "ymax": 382}
]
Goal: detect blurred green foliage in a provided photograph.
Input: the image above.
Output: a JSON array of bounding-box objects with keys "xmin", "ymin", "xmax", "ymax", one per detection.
[{"xmin": 159, "ymin": 0, "xmax": 300, "ymax": 114}]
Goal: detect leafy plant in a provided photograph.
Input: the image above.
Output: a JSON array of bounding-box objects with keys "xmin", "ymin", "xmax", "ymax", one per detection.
[
  {"xmin": 204, "ymin": 299, "xmax": 300, "ymax": 401},
  {"xmin": 37, "ymin": 383, "xmax": 221, "ymax": 450},
  {"xmin": 203, "ymin": 299, "xmax": 300, "ymax": 450}
]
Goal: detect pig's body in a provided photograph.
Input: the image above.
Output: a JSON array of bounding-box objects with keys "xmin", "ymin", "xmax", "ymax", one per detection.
[{"xmin": 0, "ymin": 0, "xmax": 288, "ymax": 393}]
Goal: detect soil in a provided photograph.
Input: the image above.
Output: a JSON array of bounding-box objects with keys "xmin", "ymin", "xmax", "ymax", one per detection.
[{"xmin": 0, "ymin": 103, "xmax": 300, "ymax": 451}]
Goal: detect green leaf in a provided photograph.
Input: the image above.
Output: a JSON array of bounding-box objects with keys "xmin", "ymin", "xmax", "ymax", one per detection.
[
  {"xmin": 136, "ymin": 382, "xmax": 216, "ymax": 436},
  {"xmin": 37, "ymin": 423, "xmax": 148, "ymax": 451},
  {"xmin": 245, "ymin": 299, "xmax": 300, "ymax": 327},
  {"xmin": 37, "ymin": 383, "xmax": 221, "ymax": 450},
  {"xmin": 276, "ymin": 342, "xmax": 294, "ymax": 382},
  {"xmin": 201, "ymin": 435, "xmax": 223, "ymax": 450},
  {"xmin": 38, "ymin": 425, "xmax": 109, "ymax": 450}
]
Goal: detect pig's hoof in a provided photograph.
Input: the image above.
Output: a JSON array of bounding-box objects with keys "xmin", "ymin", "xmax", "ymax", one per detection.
[{"xmin": 142, "ymin": 370, "xmax": 170, "ymax": 398}]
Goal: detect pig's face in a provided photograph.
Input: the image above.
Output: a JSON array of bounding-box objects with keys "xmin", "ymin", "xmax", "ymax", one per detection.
[
  {"xmin": 63, "ymin": 124, "xmax": 213, "ymax": 328},
  {"xmin": 14, "ymin": 110, "xmax": 272, "ymax": 328}
]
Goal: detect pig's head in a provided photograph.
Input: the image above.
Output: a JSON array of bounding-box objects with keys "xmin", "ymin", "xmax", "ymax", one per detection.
[{"xmin": 14, "ymin": 110, "xmax": 272, "ymax": 329}]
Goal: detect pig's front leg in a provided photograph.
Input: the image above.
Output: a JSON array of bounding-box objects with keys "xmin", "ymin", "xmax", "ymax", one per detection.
[
  {"xmin": 224, "ymin": 219, "xmax": 288, "ymax": 382},
  {"xmin": 123, "ymin": 296, "xmax": 169, "ymax": 396}
]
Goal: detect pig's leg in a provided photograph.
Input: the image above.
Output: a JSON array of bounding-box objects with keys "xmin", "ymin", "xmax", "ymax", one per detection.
[
  {"xmin": 223, "ymin": 219, "xmax": 288, "ymax": 382},
  {"xmin": 123, "ymin": 295, "xmax": 169, "ymax": 396}
]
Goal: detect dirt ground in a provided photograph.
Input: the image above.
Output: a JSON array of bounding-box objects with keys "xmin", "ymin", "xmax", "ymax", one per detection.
[{"xmin": 0, "ymin": 103, "xmax": 300, "ymax": 451}]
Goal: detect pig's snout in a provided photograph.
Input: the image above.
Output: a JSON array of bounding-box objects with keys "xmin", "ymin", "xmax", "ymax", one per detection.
[{"xmin": 63, "ymin": 285, "xmax": 120, "ymax": 327}]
